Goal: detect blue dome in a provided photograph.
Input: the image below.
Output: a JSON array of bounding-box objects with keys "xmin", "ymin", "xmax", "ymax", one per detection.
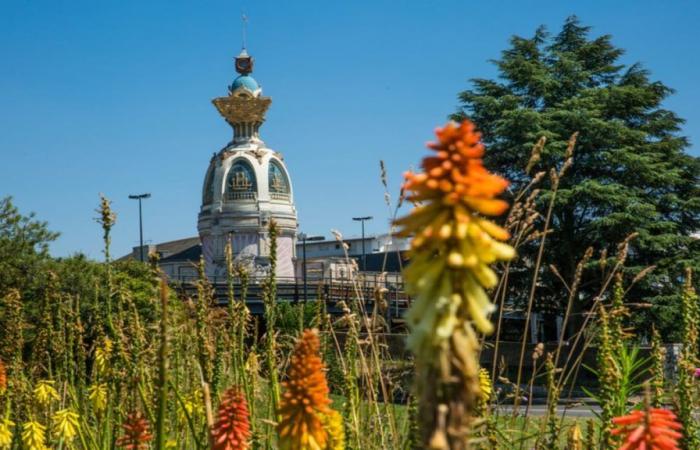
[{"xmin": 231, "ymin": 75, "xmax": 259, "ymax": 93}]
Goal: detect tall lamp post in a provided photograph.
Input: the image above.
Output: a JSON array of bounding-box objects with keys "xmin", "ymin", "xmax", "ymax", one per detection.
[
  {"xmin": 298, "ymin": 233, "xmax": 324, "ymax": 302},
  {"xmin": 128, "ymin": 193, "xmax": 151, "ymax": 262},
  {"xmin": 352, "ymin": 216, "xmax": 373, "ymax": 272}
]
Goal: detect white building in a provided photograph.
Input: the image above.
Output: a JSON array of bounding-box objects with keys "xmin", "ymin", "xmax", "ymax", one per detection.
[
  {"xmin": 197, "ymin": 49, "xmax": 298, "ymax": 279},
  {"xmin": 297, "ymin": 233, "xmax": 409, "ymax": 260}
]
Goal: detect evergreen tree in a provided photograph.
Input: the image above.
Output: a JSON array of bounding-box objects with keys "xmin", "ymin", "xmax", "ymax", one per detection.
[{"xmin": 452, "ymin": 16, "xmax": 700, "ymax": 337}]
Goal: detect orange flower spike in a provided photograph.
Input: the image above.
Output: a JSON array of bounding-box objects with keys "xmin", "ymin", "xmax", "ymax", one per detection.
[{"xmin": 277, "ymin": 329, "xmax": 334, "ymax": 450}]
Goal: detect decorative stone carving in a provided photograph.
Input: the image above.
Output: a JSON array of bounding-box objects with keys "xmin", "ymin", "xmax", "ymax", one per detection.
[
  {"xmin": 248, "ymin": 148, "xmax": 266, "ymax": 163},
  {"xmin": 212, "ymin": 95, "xmax": 272, "ymax": 126}
]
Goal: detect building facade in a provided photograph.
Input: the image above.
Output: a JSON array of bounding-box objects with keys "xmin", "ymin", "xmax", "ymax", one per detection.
[{"xmin": 197, "ymin": 49, "xmax": 298, "ymax": 278}]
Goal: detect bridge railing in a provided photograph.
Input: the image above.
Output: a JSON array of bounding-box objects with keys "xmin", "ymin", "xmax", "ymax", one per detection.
[{"xmin": 170, "ymin": 274, "xmax": 411, "ymax": 324}]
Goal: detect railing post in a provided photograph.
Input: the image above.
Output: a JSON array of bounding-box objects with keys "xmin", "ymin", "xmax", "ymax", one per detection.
[{"xmin": 294, "ymin": 278, "xmax": 299, "ymax": 304}]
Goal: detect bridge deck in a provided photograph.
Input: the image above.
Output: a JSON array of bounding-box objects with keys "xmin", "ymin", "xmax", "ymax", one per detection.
[{"xmin": 172, "ymin": 277, "xmax": 411, "ymax": 324}]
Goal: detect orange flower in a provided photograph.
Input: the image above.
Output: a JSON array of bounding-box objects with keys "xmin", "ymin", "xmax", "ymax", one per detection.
[
  {"xmin": 116, "ymin": 411, "xmax": 153, "ymax": 450},
  {"xmin": 612, "ymin": 408, "xmax": 682, "ymax": 450},
  {"xmin": 277, "ymin": 329, "xmax": 332, "ymax": 450},
  {"xmin": 395, "ymin": 120, "xmax": 515, "ymax": 358},
  {"xmin": 0, "ymin": 358, "xmax": 6, "ymax": 395},
  {"xmin": 212, "ymin": 387, "xmax": 252, "ymax": 450},
  {"xmin": 403, "ymin": 121, "xmax": 509, "ymax": 214}
]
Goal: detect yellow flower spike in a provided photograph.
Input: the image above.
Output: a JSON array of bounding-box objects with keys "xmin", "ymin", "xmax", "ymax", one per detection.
[
  {"xmin": 321, "ymin": 410, "xmax": 345, "ymax": 450},
  {"xmin": 94, "ymin": 337, "xmax": 113, "ymax": 377},
  {"xmin": 0, "ymin": 418, "xmax": 14, "ymax": 450},
  {"xmin": 88, "ymin": 383, "xmax": 108, "ymax": 412},
  {"xmin": 33, "ymin": 380, "xmax": 60, "ymax": 407},
  {"xmin": 479, "ymin": 368, "xmax": 493, "ymax": 403},
  {"xmin": 52, "ymin": 408, "xmax": 80, "ymax": 443},
  {"xmin": 22, "ymin": 421, "xmax": 47, "ymax": 450}
]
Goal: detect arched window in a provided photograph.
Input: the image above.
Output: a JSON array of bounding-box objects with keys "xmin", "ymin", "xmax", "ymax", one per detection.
[
  {"xmin": 268, "ymin": 160, "xmax": 290, "ymax": 201},
  {"xmin": 226, "ymin": 160, "xmax": 257, "ymax": 201},
  {"xmin": 202, "ymin": 165, "xmax": 216, "ymax": 205}
]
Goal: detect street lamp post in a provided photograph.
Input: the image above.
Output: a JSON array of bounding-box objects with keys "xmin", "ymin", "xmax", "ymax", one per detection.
[
  {"xmin": 352, "ymin": 216, "xmax": 373, "ymax": 272},
  {"xmin": 128, "ymin": 193, "xmax": 151, "ymax": 262},
  {"xmin": 298, "ymin": 233, "xmax": 324, "ymax": 302}
]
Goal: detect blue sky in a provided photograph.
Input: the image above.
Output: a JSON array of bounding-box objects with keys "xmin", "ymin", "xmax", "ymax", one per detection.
[{"xmin": 1, "ymin": 0, "xmax": 699, "ymax": 259}]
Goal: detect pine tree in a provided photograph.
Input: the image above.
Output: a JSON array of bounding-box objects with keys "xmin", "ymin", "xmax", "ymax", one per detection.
[{"xmin": 452, "ymin": 16, "xmax": 700, "ymax": 335}]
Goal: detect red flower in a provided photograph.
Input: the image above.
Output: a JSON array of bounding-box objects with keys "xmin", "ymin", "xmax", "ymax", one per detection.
[
  {"xmin": 212, "ymin": 387, "xmax": 252, "ymax": 450},
  {"xmin": 116, "ymin": 411, "xmax": 153, "ymax": 449},
  {"xmin": 612, "ymin": 408, "xmax": 682, "ymax": 450},
  {"xmin": 0, "ymin": 358, "xmax": 6, "ymax": 395}
]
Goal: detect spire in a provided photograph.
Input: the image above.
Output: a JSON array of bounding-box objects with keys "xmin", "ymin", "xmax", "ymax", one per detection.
[
  {"xmin": 241, "ymin": 13, "xmax": 248, "ymax": 51},
  {"xmin": 236, "ymin": 14, "xmax": 253, "ymax": 75}
]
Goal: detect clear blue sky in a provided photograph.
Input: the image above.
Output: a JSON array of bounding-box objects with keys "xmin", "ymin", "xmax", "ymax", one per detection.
[{"xmin": 2, "ymin": 0, "xmax": 699, "ymax": 259}]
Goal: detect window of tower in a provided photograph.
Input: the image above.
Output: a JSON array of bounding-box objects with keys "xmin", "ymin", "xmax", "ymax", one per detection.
[
  {"xmin": 269, "ymin": 160, "xmax": 290, "ymax": 201},
  {"xmin": 203, "ymin": 165, "xmax": 216, "ymax": 205},
  {"xmin": 226, "ymin": 160, "xmax": 257, "ymax": 201}
]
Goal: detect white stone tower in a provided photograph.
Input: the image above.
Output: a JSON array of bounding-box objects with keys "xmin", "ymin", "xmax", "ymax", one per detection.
[{"xmin": 198, "ymin": 49, "xmax": 297, "ymax": 279}]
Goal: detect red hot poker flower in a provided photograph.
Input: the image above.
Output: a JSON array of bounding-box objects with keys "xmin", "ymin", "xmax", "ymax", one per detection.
[
  {"xmin": 612, "ymin": 408, "xmax": 682, "ymax": 450},
  {"xmin": 277, "ymin": 329, "xmax": 333, "ymax": 450},
  {"xmin": 212, "ymin": 387, "xmax": 252, "ymax": 450},
  {"xmin": 0, "ymin": 358, "xmax": 6, "ymax": 395},
  {"xmin": 116, "ymin": 411, "xmax": 153, "ymax": 450}
]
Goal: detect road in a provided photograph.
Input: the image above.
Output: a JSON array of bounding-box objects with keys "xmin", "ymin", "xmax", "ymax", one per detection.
[{"xmin": 497, "ymin": 403, "xmax": 601, "ymax": 418}]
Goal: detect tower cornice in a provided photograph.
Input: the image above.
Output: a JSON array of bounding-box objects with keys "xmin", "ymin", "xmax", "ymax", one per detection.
[{"xmin": 212, "ymin": 94, "xmax": 271, "ymax": 126}]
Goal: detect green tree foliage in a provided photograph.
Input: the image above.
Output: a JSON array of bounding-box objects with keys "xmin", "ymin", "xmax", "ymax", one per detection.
[
  {"xmin": 452, "ymin": 17, "xmax": 700, "ymax": 337},
  {"xmin": 0, "ymin": 196, "xmax": 59, "ymax": 296}
]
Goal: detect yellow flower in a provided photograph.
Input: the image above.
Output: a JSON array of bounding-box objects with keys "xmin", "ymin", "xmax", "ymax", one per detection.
[
  {"xmin": 52, "ymin": 408, "xmax": 80, "ymax": 443},
  {"xmin": 88, "ymin": 383, "xmax": 108, "ymax": 412},
  {"xmin": 33, "ymin": 380, "xmax": 60, "ymax": 407},
  {"xmin": 277, "ymin": 329, "xmax": 333, "ymax": 450},
  {"xmin": 479, "ymin": 368, "xmax": 492, "ymax": 403},
  {"xmin": 22, "ymin": 421, "xmax": 47, "ymax": 450},
  {"xmin": 0, "ymin": 418, "xmax": 15, "ymax": 450},
  {"xmin": 567, "ymin": 422, "xmax": 583, "ymax": 450},
  {"xmin": 94, "ymin": 337, "xmax": 113, "ymax": 377},
  {"xmin": 178, "ymin": 391, "xmax": 204, "ymax": 425},
  {"xmin": 321, "ymin": 410, "xmax": 345, "ymax": 450}
]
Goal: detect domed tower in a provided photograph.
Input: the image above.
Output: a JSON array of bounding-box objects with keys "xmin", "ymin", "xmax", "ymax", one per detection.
[{"xmin": 198, "ymin": 49, "xmax": 297, "ymax": 278}]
